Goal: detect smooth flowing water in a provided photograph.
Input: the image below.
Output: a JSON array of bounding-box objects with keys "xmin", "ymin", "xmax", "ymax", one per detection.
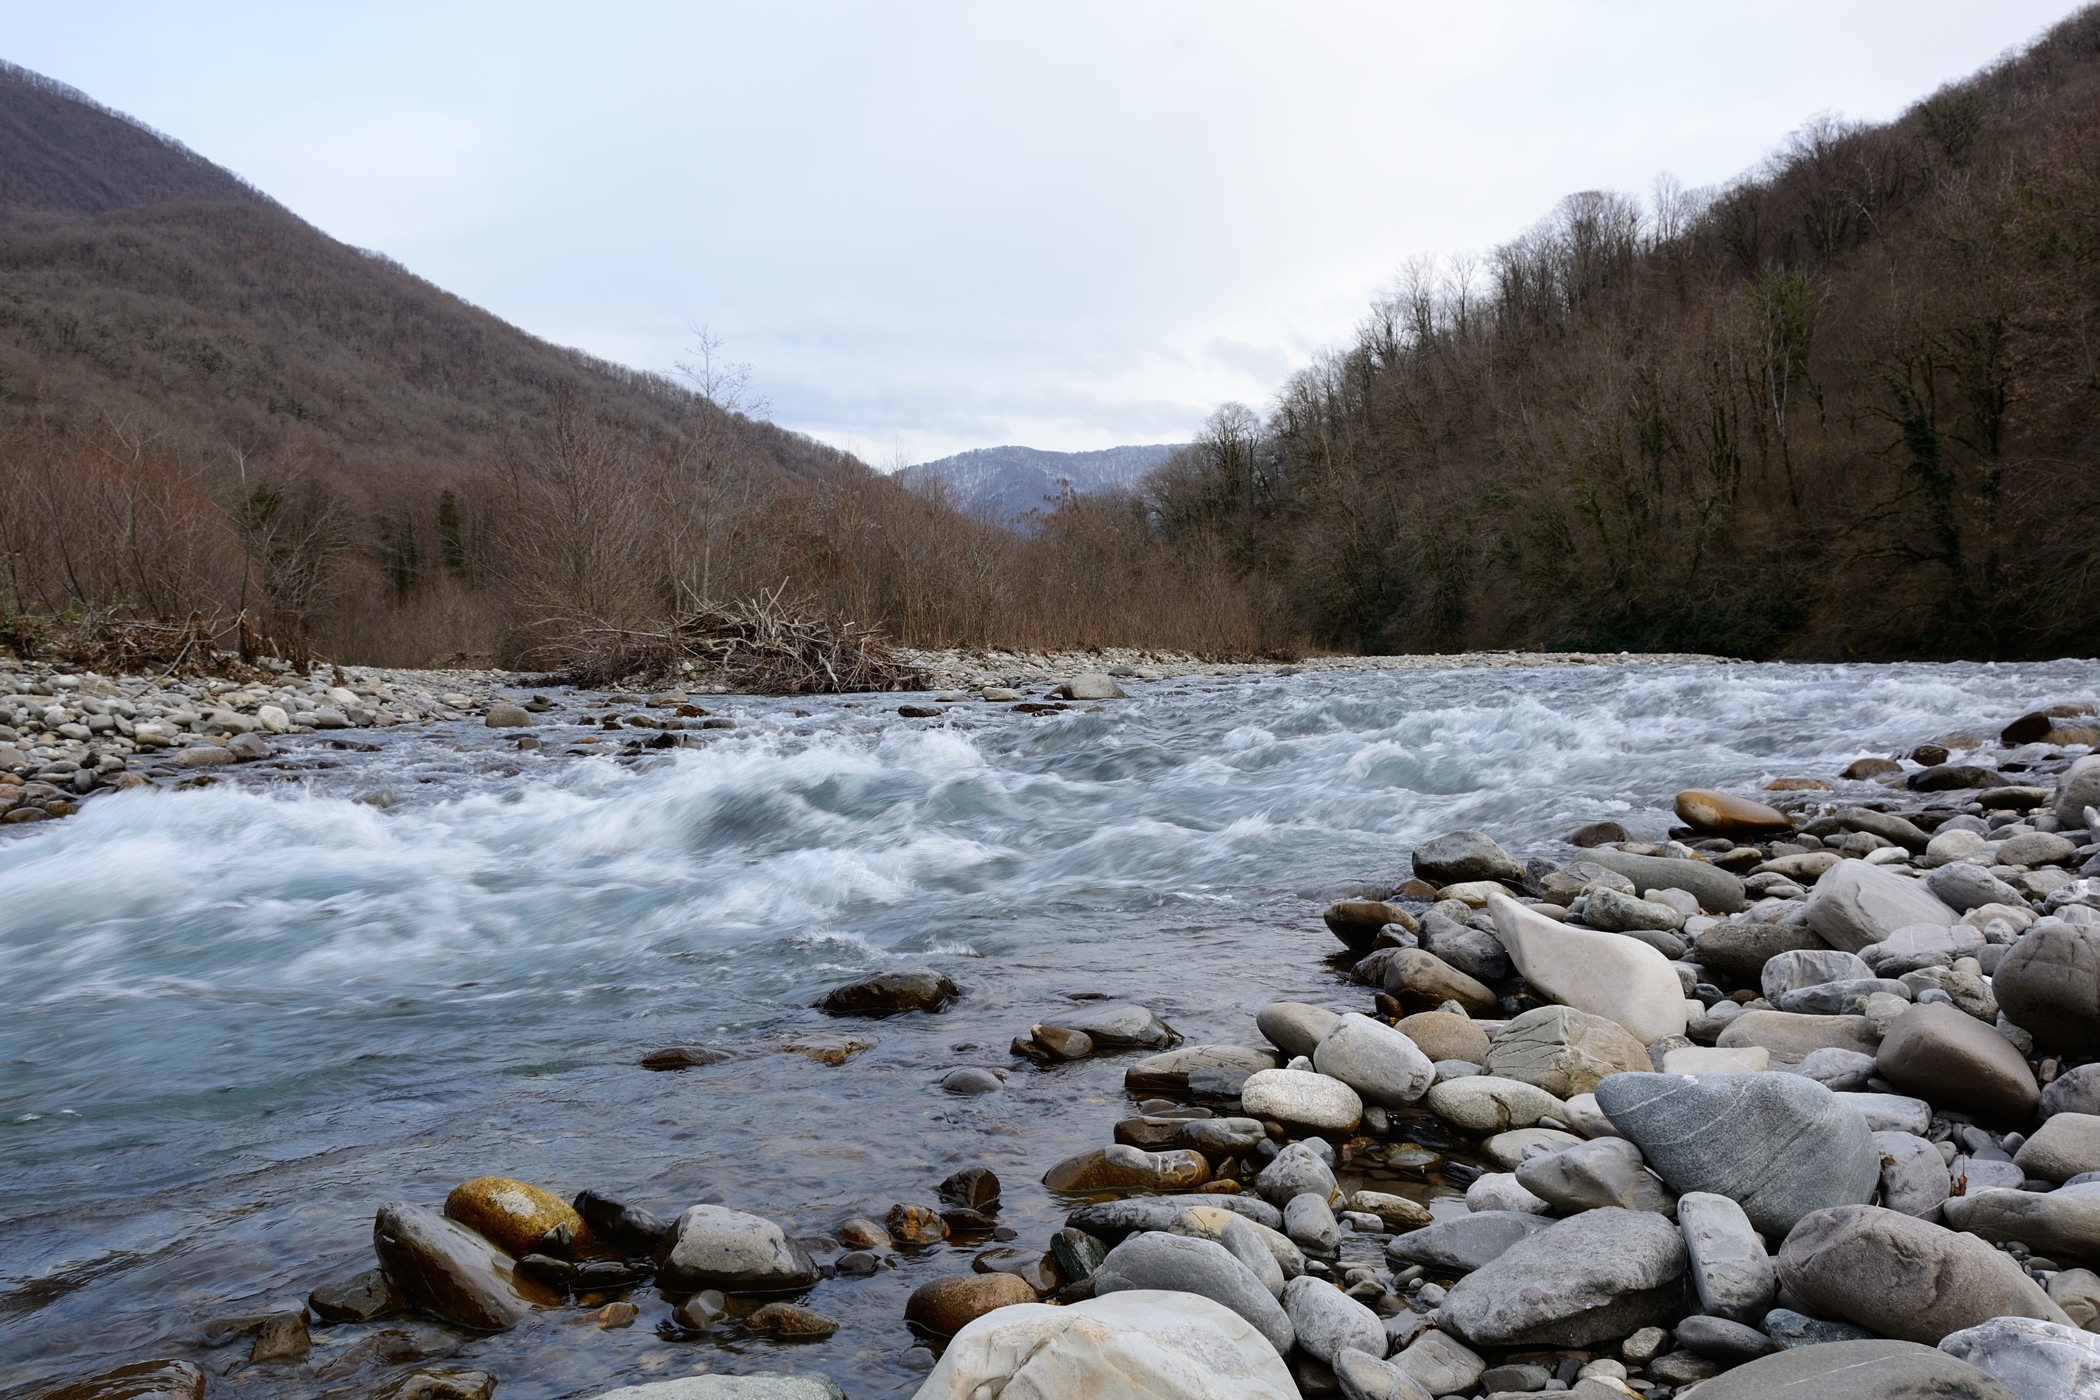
[{"xmin": 1, "ymin": 660, "xmax": 2092, "ymax": 1397}]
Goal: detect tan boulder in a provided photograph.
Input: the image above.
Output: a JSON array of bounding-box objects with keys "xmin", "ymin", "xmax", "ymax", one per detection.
[
  {"xmin": 1397, "ymin": 1011, "xmax": 1490, "ymax": 1065},
  {"xmin": 1676, "ymin": 789, "xmax": 1794, "ymax": 838}
]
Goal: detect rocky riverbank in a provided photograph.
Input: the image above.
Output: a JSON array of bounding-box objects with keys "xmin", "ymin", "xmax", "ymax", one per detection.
[{"xmin": 24, "ymin": 685, "xmax": 2100, "ymax": 1400}]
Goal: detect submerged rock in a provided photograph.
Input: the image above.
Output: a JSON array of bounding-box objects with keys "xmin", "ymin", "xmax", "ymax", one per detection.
[
  {"xmin": 817, "ymin": 969, "xmax": 958, "ymax": 1016},
  {"xmin": 903, "ymin": 1271, "xmax": 1038, "ymax": 1337}
]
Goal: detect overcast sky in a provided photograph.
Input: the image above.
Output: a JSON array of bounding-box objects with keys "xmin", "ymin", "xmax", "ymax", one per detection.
[{"xmin": 4, "ymin": 3, "xmax": 2083, "ymax": 463}]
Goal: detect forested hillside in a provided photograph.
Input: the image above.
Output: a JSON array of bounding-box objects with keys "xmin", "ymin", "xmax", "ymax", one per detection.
[{"xmin": 1127, "ymin": 7, "xmax": 2100, "ymax": 660}]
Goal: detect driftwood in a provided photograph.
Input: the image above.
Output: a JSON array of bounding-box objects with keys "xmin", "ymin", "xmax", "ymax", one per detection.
[
  {"xmin": 0, "ymin": 609, "xmax": 316, "ymax": 679},
  {"xmin": 527, "ymin": 587, "xmax": 923, "ymax": 694}
]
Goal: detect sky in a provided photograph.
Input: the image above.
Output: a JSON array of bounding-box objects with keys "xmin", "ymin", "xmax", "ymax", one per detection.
[{"xmin": 2, "ymin": 2, "xmax": 2084, "ymax": 464}]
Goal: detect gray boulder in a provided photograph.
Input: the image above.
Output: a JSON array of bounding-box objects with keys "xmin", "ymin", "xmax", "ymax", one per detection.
[
  {"xmin": 1387, "ymin": 1330, "xmax": 1486, "ymax": 1395},
  {"xmin": 1256, "ymin": 1002, "xmax": 1341, "ymax": 1059},
  {"xmin": 1581, "ymin": 849, "xmax": 1747, "ymax": 912},
  {"xmin": 1681, "ymin": 1340, "xmax": 2020, "ymax": 1400},
  {"xmin": 1861, "ymin": 922, "xmax": 1990, "ymax": 976},
  {"xmin": 1383, "ymin": 1210, "xmax": 1553, "ymax": 1274},
  {"xmin": 1066, "ymin": 1194, "xmax": 1281, "ymax": 1243},
  {"xmin": 1256, "ymin": 1141, "xmax": 1338, "ymax": 1208},
  {"xmin": 1940, "ymin": 1316, "xmax": 2100, "ymax": 1400},
  {"xmin": 1676, "ymin": 1190, "xmax": 1776, "ymax": 1323},
  {"xmin": 1093, "ymin": 1231, "xmax": 1295, "ymax": 1354},
  {"xmin": 1419, "ymin": 910, "xmax": 1511, "ymax": 982},
  {"xmin": 1942, "ymin": 1188, "xmax": 2100, "ymax": 1263},
  {"xmin": 1312, "ymin": 1013, "xmax": 1435, "ymax": 1108},
  {"xmin": 1593, "ymin": 1071, "xmax": 1879, "ymax": 1236},
  {"xmin": 1839, "ymin": 807, "xmax": 1931, "ymax": 853},
  {"xmin": 1038, "ymin": 1000, "xmax": 1177, "ymax": 1048},
  {"xmin": 371, "ymin": 1201, "xmax": 548, "ymax": 1331},
  {"xmin": 1281, "ymin": 1275, "xmax": 1385, "ymax": 1366},
  {"xmin": 2014, "ymin": 1112, "xmax": 2100, "ymax": 1183},
  {"xmin": 1692, "ymin": 917, "xmax": 1828, "ymax": 982},
  {"xmin": 1994, "ymin": 920, "xmax": 2100, "ymax": 1054},
  {"xmin": 1332, "ymin": 1350, "xmax": 1435, "ymax": 1400},
  {"xmin": 2056, "ymin": 754, "xmax": 2100, "ymax": 827},
  {"xmin": 1926, "ymin": 862, "xmax": 2027, "ymax": 914},
  {"xmin": 1776, "ymin": 1204, "xmax": 2071, "ymax": 1343},
  {"xmin": 1436, "ymin": 1207, "xmax": 1685, "ymax": 1347},
  {"xmin": 1795, "ymin": 1046, "xmax": 1878, "ymax": 1091},
  {"xmin": 1413, "ymin": 830, "xmax": 1525, "ymax": 886},
  {"xmin": 2043, "ymin": 1062, "xmax": 2100, "ymax": 1119},
  {"xmin": 1805, "ymin": 861, "xmax": 1958, "ymax": 953}
]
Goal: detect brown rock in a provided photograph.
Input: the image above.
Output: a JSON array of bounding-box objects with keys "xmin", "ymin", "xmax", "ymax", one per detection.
[
  {"xmin": 837, "ymin": 1217, "xmax": 893, "ymax": 1249},
  {"xmin": 32, "ymin": 1362, "xmax": 207, "ymax": 1400},
  {"xmin": 1325, "ymin": 900, "xmax": 1418, "ymax": 953},
  {"xmin": 903, "ymin": 1270, "xmax": 1038, "ymax": 1337},
  {"xmin": 594, "ymin": 1301, "xmax": 640, "ymax": 1329},
  {"xmin": 1841, "ymin": 757, "xmax": 1902, "ymax": 780},
  {"xmin": 376, "ymin": 1372, "xmax": 497, "ymax": 1400},
  {"xmin": 783, "ymin": 1034, "xmax": 874, "ymax": 1065},
  {"xmin": 746, "ymin": 1301, "xmax": 839, "ymax": 1338},
  {"xmin": 1676, "ymin": 789, "xmax": 1794, "ymax": 838},
  {"xmin": 1484, "ymin": 1006, "xmax": 1652, "ymax": 1099},
  {"xmin": 639, "ymin": 1045, "xmax": 731, "ymax": 1070},
  {"xmin": 819, "ymin": 968, "xmax": 957, "ymax": 1016},
  {"xmin": 1566, "ymin": 820, "xmax": 1629, "ymax": 847},
  {"xmin": 1040, "ymin": 1145, "xmax": 1210, "ymax": 1193},
  {"xmin": 248, "ymin": 1311, "xmax": 311, "ymax": 1363},
  {"xmin": 2001, "ymin": 703, "xmax": 2096, "ymax": 746},
  {"xmin": 1361, "ymin": 948, "xmax": 1498, "ymax": 1015},
  {"xmin": 1396, "ymin": 1011, "xmax": 1490, "ymax": 1065},
  {"xmin": 939, "ymin": 1166, "xmax": 1002, "ymax": 1210},
  {"xmin": 1875, "ymin": 1002, "xmax": 2039, "ymax": 1122},
  {"xmin": 1776, "ymin": 1204, "xmax": 2069, "ymax": 1343},
  {"xmin": 1765, "ymin": 778, "xmax": 1834, "ymax": 792},
  {"xmin": 309, "ymin": 1268, "xmax": 405, "ymax": 1322},
  {"xmin": 1994, "ymin": 922, "xmax": 2100, "ymax": 1055},
  {"xmin": 972, "ymin": 1246, "xmax": 1060, "ymax": 1292},
  {"xmin": 444, "ymin": 1177, "xmax": 589, "ymax": 1258},
  {"xmin": 372, "ymin": 1201, "xmax": 555, "ymax": 1331},
  {"xmin": 1020, "ymin": 1024, "xmax": 1094, "ymax": 1060},
  {"xmin": 886, "ymin": 1203, "xmax": 952, "ymax": 1245},
  {"xmin": 1717, "ymin": 1011, "xmax": 1878, "ymax": 1064}
]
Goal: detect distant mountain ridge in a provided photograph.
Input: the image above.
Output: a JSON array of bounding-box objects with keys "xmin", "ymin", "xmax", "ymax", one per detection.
[{"xmin": 900, "ymin": 443, "xmax": 1180, "ymax": 527}]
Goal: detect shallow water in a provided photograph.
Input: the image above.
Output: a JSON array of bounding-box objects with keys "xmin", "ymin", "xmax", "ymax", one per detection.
[{"xmin": 1, "ymin": 659, "xmax": 2093, "ymax": 1397}]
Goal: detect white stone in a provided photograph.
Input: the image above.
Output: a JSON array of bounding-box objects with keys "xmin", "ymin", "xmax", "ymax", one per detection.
[
  {"xmin": 1485, "ymin": 892, "xmax": 1689, "ymax": 1044},
  {"xmin": 1241, "ymin": 1069, "xmax": 1363, "ymax": 1135},
  {"xmin": 256, "ymin": 704, "xmax": 291, "ymax": 733}
]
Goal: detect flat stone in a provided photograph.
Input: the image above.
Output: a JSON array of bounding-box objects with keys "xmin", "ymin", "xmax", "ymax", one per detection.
[
  {"xmin": 1487, "ymin": 893, "xmax": 1689, "ymax": 1044},
  {"xmin": 1942, "ymin": 1188, "xmax": 2100, "ymax": 1263},
  {"xmin": 1388, "ymin": 1329, "xmax": 1486, "ymax": 1396},
  {"xmin": 1122, "ymin": 1044, "xmax": 1278, "ymax": 1094},
  {"xmin": 1662, "ymin": 1045, "xmax": 1768, "ymax": 1073},
  {"xmin": 1692, "ymin": 918, "xmax": 1831, "ymax": 982},
  {"xmin": 1037, "ymin": 1000, "xmax": 1177, "ymax": 1049},
  {"xmin": 912, "ymin": 1290, "xmax": 1297, "ymax": 1399},
  {"xmin": 1776, "ymin": 1204, "xmax": 2071, "ymax": 1343},
  {"xmin": 1413, "ymin": 829, "xmax": 1525, "ymax": 886},
  {"xmin": 1423, "ymin": 1075, "xmax": 1566, "ymax": 1133},
  {"xmin": 1042, "ymin": 1145, "xmax": 1209, "ymax": 1193},
  {"xmin": 1805, "ymin": 861, "xmax": 1958, "ymax": 953},
  {"xmin": 1581, "ymin": 886, "xmax": 1685, "ymax": 932},
  {"xmin": 1539, "ymin": 859, "xmax": 1636, "ymax": 904},
  {"xmin": 1875, "ymin": 1130, "xmax": 1952, "ymax": 1216},
  {"xmin": 1677, "ymin": 1191, "xmax": 1776, "ymax": 1323},
  {"xmin": 1994, "ymin": 921, "xmax": 2100, "ymax": 1054},
  {"xmin": 1861, "ymin": 922, "xmax": 1990, "ymax": 975},
  {"xmin": 1835, "ymin": 1091, "xmax": 1931, "ymax": 1135},
  {"xmin": 1875, "ymin": 1001, "xmax": 2039, "ymax": 1121},
  {"xmin": 1065, "ymin": 1194, "xmax": 1281, "ymax": 1244},
  {"xmin": 1093, "ymin": 1232, "xmax": 1294, "ymax": 1354},
  {"xmin": 1674, "ymin": 1314, "xmax": 1780, "ymax": 1362},
  {"xmin": 1838, "ymin": 807, "xmax": 1932, "ymax": 853},
  {"xmin": 1464, "ymin": 1172, "xmax": 1552, "ymax": 1214},
  {"xmin": 1677, "ymin": 789, "xmax": 1794, "ymax": 838},
  {"xmin": 1514, "ymin": 1136, "xmax": 1677, "ymax": 1215},
  {"xmin": 1169, "ymin": 1207, "xmax": 1306, "ymax": 1284},
  {"xmin": 817, "ymin": 969, "xmax": 957, "ymax": 1016},
  {"xmin": 1795, "ymin": 1046, "xmax": 1879, "ymax": 1091},
  {"xmin": 2044, "ymin": 1063, "xmax": 2100, "ymax": 1120},
  {"xmin": 1436, "ymin": 1207, "xmax": 1686, "ymax": 1347},
  {"xmin": 1583, "ymin": 850, "xmax": 1748, "ymax": 913},
  {"xmin": 1483, "ymin": 1005, "xmax": 1654, "ymax": 1098},
  {"xmin": 1313, "ymin": 1013, "xmax": 1435, "ymax": 1107},
  {"xmin": 1679, "ymin": 1340, "xmax": 2020, "ymax": 1400},
  {"xmin": 1257, "ymin": 1002, "xmax": 1342, "ymax": 1058},
  {"xmin": 308, "ymin": 1268, "xmax": 405, "ymax": 1323},
  {"xmin": 1716, "ymin": 1010, "xmax": 1879, "ymax": 1063},
  {"xmin": 1482, "ymin": 1126, "xmax": 1584, "ymax": 1168},
  {"xmin": 1761, "ymin": 948, "xmax": 1874, "ymax": 1001},
  {"xmin": 1927, "ymin": 863, "xmax": 2028, "ymax": 914},
  {"xmin": 1593, "ymin": 1071, "xmax": 1880, "ymax": 1237},
  {"xmin": 1939, "ymin": 1316, "xmax": 2100, "ymax": 1400},
  {"xmin": 371, "ymin": 1202, "xmax": 553, "ymax": 1331},
  {"xmin": 1241, "ymin": 1068, "xmax": 1363, "ymax": 1135},
  {"xmin": 658, "ymin": 1205, "xmax": 819, "ymax": 1293},
  {"xmin": 1383, "ymin": 1210, "xmax": 1554, "ymax": 1274}
]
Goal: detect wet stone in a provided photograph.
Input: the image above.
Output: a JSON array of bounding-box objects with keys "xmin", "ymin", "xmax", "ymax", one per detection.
[
  {"xmin": 309, "ymin": 1267, "xmax": 405, "ymax": 1323},
  {"xmin": 818, "ymin": 968, "xmax": 958, "ymax": 1016}
]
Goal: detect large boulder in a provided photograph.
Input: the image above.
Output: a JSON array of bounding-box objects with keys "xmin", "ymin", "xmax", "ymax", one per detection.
[
  {"xmin": 1939, "ymin": 1317, "xmax": 2100, "ymax": 1400},
  {"xmin": 371, "ymin": 1202, "xmax": 554, "ymax": 1331},
  {"xmin": 1994, "ymin": 920, "xmax": 2100, "ymax": 1055},
  {"xmin": 1311, "ymin": 1013, "xmax": 1435, "ymax": 1107},
  {"xmin": 1092, "ymin": 1233, "xmax": 1294, "ymax": 1355},
  {"xmin": 1579, "ymin": 850, "xmax": 1746, "ymax": 913},
  {"xmin": 1679, "ymin": 1340, "xmax": 2020, "ymax": 1400},
  {"xmin": 1256, "ymin": 1002, "xmax": 1341, "ymax": 1059},
  {"xmin": 2015, "ymin": 1113, "xmax": 2100, "ymax": 1183},
  {"xmin": 1775, "ymin": 1205, "xmax": 2071, "ymax": 1343},
  {"xmin": 1715, "ymin": 1009, "xmax": 1879, "ymax": 1063},
  {"xmin": 1436, "ymin": 1207, "xmax": 1685, "ymax": 1347},
  {"xmin": 1361, "ymin": 948, "xmax": 1498, "ymax": 1014},
  {"xmin": 658, "ymin": 1205, "xmax": 819, "ymax": 1293},
  {"xmin": 1484, "ymin": 1005, "xmax": 1653, "ymax": 1099},
  {"xmin": 910, "ymin": 1289, "xmax": 1297, "ymax": 1399},
  {"xmin": 1513, "ymin": 1137, "xmax": 1676, "ymax": 1215},
  {"xmin": 1676, "ymin": 1191, "xmax": 1775, "ymax": 1323},
  {"xmin": 1395, "ymin": 1011, "xmax": 1489, "ymax": 1065},
  {"xmin": 1413, "ymin": 830, "xmax": 1525, "ymax": 886},
  {"xmin": 1805, "ymin": 862, "xmax": 1958, "ymax": 953},
  {"xmin": 904, "ymin": 1271, "xmax": 1041, "ymax": 1337},
  {"xmin": 1593, "ymin": 1072, "xmax": 1879, "ymax": 1237},
  {"xmin": 1875, "ymin": 1002, "xmax": 2040, "ymax": 1122},
  {"xmin": 1485, "ymin": 893, "xmax": 1689, "ymax": 1044},
  {"xmin": 1875, "ymin": 1130, "xmax": 1953, "ymax": 1217}
]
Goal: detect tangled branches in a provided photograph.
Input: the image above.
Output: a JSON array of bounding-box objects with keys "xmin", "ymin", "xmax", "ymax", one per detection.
[
  {"xmin": 527, "ymin": 588, "xmax": 924, "ymax": 694},
  {"xmin": 0, "ymin": 608, "xmax": 318, "ymax": 680}
]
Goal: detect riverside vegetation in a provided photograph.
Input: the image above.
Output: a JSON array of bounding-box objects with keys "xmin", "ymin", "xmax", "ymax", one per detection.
[{"xmin": 24, "ymin": 678, "xmax": 2100, "ymax": 1400}]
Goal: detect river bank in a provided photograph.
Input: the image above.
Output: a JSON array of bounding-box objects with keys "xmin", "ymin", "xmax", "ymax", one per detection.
[{"xmin": 2, "ymin": 660, "xmax": 2097, "ymax": 1400}]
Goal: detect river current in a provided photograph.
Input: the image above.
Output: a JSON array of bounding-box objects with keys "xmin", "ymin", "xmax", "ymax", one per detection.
[{"xmin": 1, "ymin": 659, "xmax": 2093, "ymax": 1397}]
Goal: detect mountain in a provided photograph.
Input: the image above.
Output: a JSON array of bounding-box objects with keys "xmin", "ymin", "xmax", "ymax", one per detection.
[
  {"xmin": 899, "ymin": 443, "xmax": 1181, "ymax": 528},
  {"xmin": 0, "ymin": 60, "xmax": 850, "ymax": 483}
]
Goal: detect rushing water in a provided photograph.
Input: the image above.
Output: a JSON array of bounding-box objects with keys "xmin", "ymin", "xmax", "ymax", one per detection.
[{"xmin": 1, "ymin": 659, "xmax": 2094, "ymax": 1397}]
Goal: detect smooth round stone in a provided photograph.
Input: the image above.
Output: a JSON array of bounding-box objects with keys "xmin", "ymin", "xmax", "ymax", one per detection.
[
  {"xmin": 1486, "ymin": 894, "xmax": 1689, "ymax": 1045},
  {"xmin": 1323, "ymin": 902, "xmax": 1413, "ymax": 954},
  {"xmin": 1386, "ymin": 1329, "xmax": 1486, "ymax": 1395},
  {"xmin": 1942, "ymin": 1186, "xmax": 2100, "ymax": 1260},
  {"xmin": 2044, "ymin": 1063, "xmax": 2100, "ymax": 1119},
  {"xmin": 1464, "ymin": 1172, "xmax": 1552, "ymax": 1215},
  {"xmin": 1482, "ymin": 1127, "xmax": 1583, "ymax": 1169},
  {"xmin": 1413, "ymin": 829, "xmax": 1525, "ymax": 885},
  {"xmin": 1037, "ymin": 1001, "xmax": 1176, "ymax": 1049},
  {"xmin": 1681, "ymin": 1340, "xmax": 2019, "ymax": 1400},
  {"xmin": 1436, "ymin": 1207, "xmax": 1687, "ymax": 1347},
  {"xmin": 658, "ymin": 1205, "xmax": 820, "ymax": 1293},
  {"xmin": 1255, "ymin": 1141, "xmax": 1338, "ymax": 1208},
  {"xmin": 1776, "ymin": 1204, "xmax": 2071, "ymax": 1343},
  {"xmin": 1423, "ymin": 1075, "xmax": 1566, "ymax": 1133},
  {"xmin": 443, "ymin": 1176, "xmax": 587, "ymax": 1258},
  {"xmin": 818, "ymin": 968, "xmax": 958, "ymax": 1016},
  {"xmin": 372, "ymin": 1201, "xmax": 554, "ymax": 1331},
  {"xmin": 1805, "ymin": 861, "xmax": 1959, "ymax": 954},
  {"xmin": 1257, "ymin": 1002, "xmax": 1342, "ymax": 1059},
  {"xmin": 2017, "ymin": 1112, "xmax": 2100, "ymax": 1182},
  {"xmin": 1283, "ymin": 1194, "xmax": 1340, "ymax": 1255},
  {"xmin": 1169, "ymin": 1207, "xmax": 1305, "ymax": 1284},
  {"xmin": 1796, "ymin": 1046, "xmax": 1878, "ymax": 1091},
  {"xmin": 1514, "ymin": 1136, "xmax": 1676, "ymax": 1215},
  {"xmin": 1362, "ymin": 947, "xmax": 1498, "ymax": 1013},
  {"xmin": 1834, "ymin": 1091, "xmax": 1932, "ymax": 1136},
  {"xmin": 1066, "ymin": 1194, "xmax": 1281, "ymax": 1245},
  {"xmin": 1281, "ymin": 1275, "xmax": 1383, "ymax": 1366},
  {"xmin": 1312, "ymin": 1013, "xmax": 1435, "ymax": 1107},
  {"xmin": 1583, "ymin": 886, "xmax": 1685, "ymax": 933},
  {"xmin": 1762, "ymin": 948, "xmax": 1874, "ymax": 1001},
  {"xmin": 1692, "ymin": 918, "xmax": 1828, "ymax": 982},
  {"xmin": 1123, "ymin": 1044, "xmax": 1279, "ymax": 1094},
  {"xmin": 1876, "ymin": 1001, "xmax": 2041, "ymax": 1122},
  {"xmin": 1396, "ymin": 1011, "xmax": 1489, "ymax": 1064},
  {"xmin": 1384, "ymin": 1210, "xmax": 1554, "ymax": 1274},
  {"xmin": 1677, "ymin": 789, "xmax": 1794, "ymax": 838},
  {"xmin": 903, "ymin": 1270, "xmax": 1038, "ymax": 1337},
  {"xmin": 941, "ymin": 1067, "xmax": 1004, "ymax": 1095},
  {"xmin": 1594, "ymin": 1071, "xmax": 1880, "ymax": 1237},
  {"xmin": 1093, "ymin": 1233, "xmax": 1295, "ymax": 1355},
  {"xmin": 1994, "ymin": 921, "xmax": 2100, "ymax": 1054},
  {"xmin": 1678, "ymin": 1191, "xmax": 1777, "ymax": 1323},
  {"xmin": 1583, "ymin": 850, "xmax": 1748, "ymax": 913},
  {"xmin": 1661, "ymin": 1045, "xmax": 1768, "ymax": 1074},
  {"xmin": 1241, "ymin": 1069, "xmax": 1363, "ymax": 1135},
  {"xmin": 1874, "ymin": 1130, "xmax": 1952, "ymax": 1216},
  {"xmin": 1348, "ymin": 1190, "xmax": 1431, "ymax": 1229}
]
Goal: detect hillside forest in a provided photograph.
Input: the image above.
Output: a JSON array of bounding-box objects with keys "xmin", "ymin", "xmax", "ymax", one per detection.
[{"xmin": 8, "ymin": 8, "xmax": 2100, "ymax": 672}]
